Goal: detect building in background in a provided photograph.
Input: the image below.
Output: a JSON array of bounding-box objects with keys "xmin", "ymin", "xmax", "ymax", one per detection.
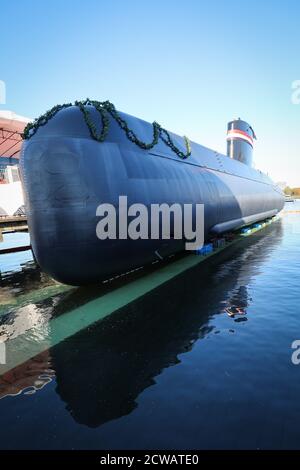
[
  {"xmin": 276, "ymin": 181, "xmax": 288, "ymax": 191},
  {"xmin": 0, "ymin": 111, "xmax": 31, "ymax": 216}
]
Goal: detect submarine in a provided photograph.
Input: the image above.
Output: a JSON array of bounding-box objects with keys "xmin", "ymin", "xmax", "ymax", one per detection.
[{"xmin": 20, "ymin": 100, "xmax": 284, "ymax": 285}]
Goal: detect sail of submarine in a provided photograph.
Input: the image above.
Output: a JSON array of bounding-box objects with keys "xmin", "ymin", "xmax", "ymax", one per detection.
[{"xmin": 20, "ymin": 104, "xmax": 284, "ymax": 285}]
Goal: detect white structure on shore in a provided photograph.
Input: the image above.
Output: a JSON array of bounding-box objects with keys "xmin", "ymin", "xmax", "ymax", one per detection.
[{"xmin": 0, "ymin": 110, "xmax": 31, "ymax": 216}]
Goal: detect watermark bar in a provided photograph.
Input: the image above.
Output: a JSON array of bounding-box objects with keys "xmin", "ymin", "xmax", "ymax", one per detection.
[
  {"xmin": 291, "ymin": 80, "xmax": 300, "ymax": 104},
  {"xmin": 291, "ymin": 340, "xmax": 300, "ymax": 364},
  {"xmin": 96, "ymin": 196, "xmax": 205, "ymax": 251},
  {"xmin": 0, "ymin": 341, "xmax": 6, "ymax": 365},
  {"xmin": 0, "ymin": 80, "xmax": 6, "ymax": 104}
]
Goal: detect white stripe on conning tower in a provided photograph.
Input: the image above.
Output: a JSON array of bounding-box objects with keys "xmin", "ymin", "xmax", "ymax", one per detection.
[{"xmin": 226, "ymin": 129, "xmax": 253, "ymax": 146}]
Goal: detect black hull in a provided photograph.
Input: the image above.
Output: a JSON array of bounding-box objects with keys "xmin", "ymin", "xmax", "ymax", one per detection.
[{"xmin": 20, "ymin": 106, "xmax": 284, "ymax": 285}]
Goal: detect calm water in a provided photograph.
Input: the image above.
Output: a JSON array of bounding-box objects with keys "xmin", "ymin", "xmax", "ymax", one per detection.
[{"xmin": 0, "ymin": 204, "xmax": 300, "ymax": 449}]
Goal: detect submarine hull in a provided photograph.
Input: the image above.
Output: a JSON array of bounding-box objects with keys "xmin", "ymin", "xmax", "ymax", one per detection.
[{"xmin": 20, "ymin": 106, "xmax": 284, "ymax": 285}]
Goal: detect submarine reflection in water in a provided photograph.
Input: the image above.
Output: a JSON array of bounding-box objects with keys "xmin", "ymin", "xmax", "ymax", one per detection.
[
  {"xmin": 0, "ymin": 222, "xmax": 283, "ymax": 424},
  {"xmin": 51, "ymin": 222, "xmax": 283, "ymax": 427}
]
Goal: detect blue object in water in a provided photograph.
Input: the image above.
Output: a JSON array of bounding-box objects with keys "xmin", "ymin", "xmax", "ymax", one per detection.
[
  {"xmin": 240, "ymin": 227, "xmax": 251, "ymax": 234},
  {"xmin": 196, "ymin": 243, "xmax": 214, "ymax": 255}
]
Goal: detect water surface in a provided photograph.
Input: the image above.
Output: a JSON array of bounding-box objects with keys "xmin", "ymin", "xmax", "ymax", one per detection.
[{"xmin": 0, "ymin": 205, "xmax": 300, "ymax": 449}]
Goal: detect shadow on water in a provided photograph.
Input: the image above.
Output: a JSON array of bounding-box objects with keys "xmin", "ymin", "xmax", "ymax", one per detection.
[
  {"xmin": 0, "ymin": 221, "xmax": 283, "ymax": 428},
  {"xmin": 52, "ymin": 221, "xmax": 283, "ymax": 427}
]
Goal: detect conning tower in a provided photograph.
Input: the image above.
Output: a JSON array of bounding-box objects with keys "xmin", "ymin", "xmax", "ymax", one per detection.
[{"xmin": 227, "ymin": 118, "xmax": 256, "ymax": 166}]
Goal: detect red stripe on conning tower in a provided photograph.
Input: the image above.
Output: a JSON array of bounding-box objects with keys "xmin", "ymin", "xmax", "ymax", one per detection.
[{"xmin": 226, "ymin": 129, "xmax": 254, "ymax": 146}]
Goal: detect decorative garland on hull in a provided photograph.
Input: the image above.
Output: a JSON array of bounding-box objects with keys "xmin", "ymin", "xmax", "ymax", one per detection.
[{"xmin": 22, "ymin": 99, "xmax": 192, "ymax": 160}]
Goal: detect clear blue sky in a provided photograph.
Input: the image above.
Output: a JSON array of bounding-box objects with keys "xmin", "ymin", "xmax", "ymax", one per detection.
[{"xmin": 1, "ymin": 0, "xmax": 300, "ymax": 186}]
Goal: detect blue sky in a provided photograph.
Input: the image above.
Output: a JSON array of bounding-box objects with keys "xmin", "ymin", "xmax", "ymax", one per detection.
[{"xmin": 1, "ymin": 0, "xmax": 300, "ymax": 186}]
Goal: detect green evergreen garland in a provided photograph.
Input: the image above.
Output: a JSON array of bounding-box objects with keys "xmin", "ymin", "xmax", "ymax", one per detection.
[{"xmin": 22, "ymin": 99, "xmax": 192, "ymax": 159}]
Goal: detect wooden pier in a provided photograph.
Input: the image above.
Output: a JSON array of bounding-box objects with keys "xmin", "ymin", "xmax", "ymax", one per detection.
[
  {"xmin": 0, "ymin": 216, "xmax": 30, "ymax": 253},
  {"xmin": 0, "ymin": 215, "xmax": 28, "ymax": 233}
]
